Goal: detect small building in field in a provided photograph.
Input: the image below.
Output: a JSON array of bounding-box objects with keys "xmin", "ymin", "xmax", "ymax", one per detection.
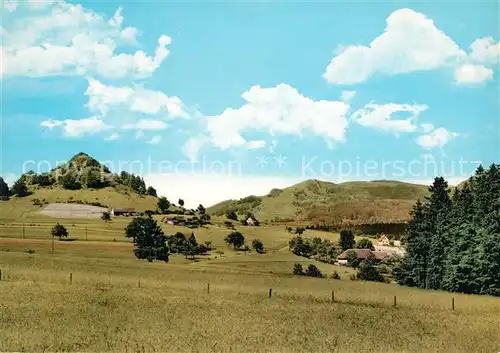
[
  {"xmin": 337, "ymin": 249, "xmax": 390, "ymax": 266},
  {"xmin": 246, "ymin": 217, "xmax": 256, "ymax": 226},
  {"xmin": 111, "ymin": 208, "xmax": 136, "ymax": 216},
  {"xmin": 377, "ymin": 233, "xmax": 390, "ymax": 246}
]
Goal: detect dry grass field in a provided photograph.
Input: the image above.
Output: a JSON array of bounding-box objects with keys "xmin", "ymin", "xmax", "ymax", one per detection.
[{"xmin": 1, "ymin": 217, "xmax": 499, "ymax": 353}]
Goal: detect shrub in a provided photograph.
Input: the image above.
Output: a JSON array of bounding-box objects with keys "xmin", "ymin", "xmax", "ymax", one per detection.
[
  {"xmin": 295, "ymin": 227, "xmax": 305, "ymax": 235},
  {"xmin": 293, "ymin": 263, "xmax": 304, "ymax": 275},
  {"xmin": 347, "ymin": 251, "xmax": 361, "ymax": 268},
  {"xmin": 356, "ymin": 238, "xmax": 375, "ymax": 250},
  {"xmin": 305, "ymin": 264, "xmax": 323, "ymax": 278},
  {"xmin": 226, "ymin": 210, "xmax": 238, "ymax": 221},
  {"xmin": 330, "ymin": 271, "xmax": 341, "ymax": 280},
  {"xmin": 252, "ymin": 239, "xmax": 265, "ymax": 253},
  {"xmin": 349, "ymin": 274, "xmax": 357, "ymax": 281},
  {"xmin": 224, "ymin": 221, "xmax": 234, "ymax": 229},
  {"xmin": 356, "ymin": 253, "xmax": 386, "ymax": 282},
  {"xmin": 26, "ymin": 249, "xmax": 35, "ymax": 254},
  {"xmin": 0, "ymin": 196, "xmax": 10, "ymax": 201}
]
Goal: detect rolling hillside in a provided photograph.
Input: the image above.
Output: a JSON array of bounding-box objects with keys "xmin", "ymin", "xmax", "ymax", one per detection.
[
  {"xmin": 0, "ymin": 153, "xmax": 159, "ymax": 222},
  {"xmin": 207, "ymin": 179, "xmax": 430, "ymax": 224}
]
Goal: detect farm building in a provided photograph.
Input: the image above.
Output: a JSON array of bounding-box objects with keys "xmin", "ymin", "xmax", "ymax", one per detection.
[
  {"xmin": 111, "ymin": 208, "xmax": 136, "ymax": 216},
  {"xmin": 377, "ymin": 233, "xmax": 390, "ymax": 246},
  {"xmin": 337, "ymin": 249, "xmax": 390, "ymax": 265}
]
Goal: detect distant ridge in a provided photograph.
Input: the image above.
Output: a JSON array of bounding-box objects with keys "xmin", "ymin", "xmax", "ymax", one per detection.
[{"xmin": 207, "ymin": 179, "xmax": 430, "ymax": 224}]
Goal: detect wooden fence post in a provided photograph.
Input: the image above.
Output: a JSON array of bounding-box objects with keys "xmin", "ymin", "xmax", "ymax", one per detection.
[
  {"xmin": 393, "ymin": 295, "xmax": 397, "ymax": 307},
  {"xmin": 138, "ymin": 280, "xmax": 141, "ymax": 288},
  {"xmin": 452, "ymin": 297, "xmax": 455, "ymax": 310},
  {"xmin": 331, "ymin": 290, "xmax": 335, "ymax": 303},
  {"xmin": 269, "ymin": 288, "xmax": 272, "ymax": 298},
  {"xmin": 69, "ymin": 273, "xmax": 72, "ymax": 285},
  {"xmin": 0, "ymin": 269, "xmax": 2, "ymax": 281},
  {"xmin": 207, "ymin": 283, "xmax": 210, "ymax": 294}
]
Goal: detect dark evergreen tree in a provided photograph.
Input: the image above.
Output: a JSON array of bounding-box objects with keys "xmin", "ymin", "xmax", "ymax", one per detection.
[
  {"xmin": 425, "ymin": 177, "xmax": 451, "ymax": 290},
  {"xmin": 147, "ymin": 186, "xmax": 158, "ymax": 197},
  {"xmin": 357, "ymin": 253, "xmax": 385, "ymax": 282},
  {"xmin": 398, "ymin": 165, "xmax": 500, "ymax": 296},
  {"xmin": 157, "ymin": 197, "xmax": 170, "ymax": 214},
  {"xmin": 339, "ymin": 229, "xmax": 355, "ymax": 251},
  {"xmin": 125, "ymin": 217, "xmax": 169, "ymax": 262},
  {"xmin": 11, "ymin": 177, "xmax": 29, "ymax": 197},
  {"xmin": 0, "ymin": 177, "xmax": 9, "ymax": 197},
  {"xmin": 395, "ymin": 200, "xmax": 431, "ymax": 287}
]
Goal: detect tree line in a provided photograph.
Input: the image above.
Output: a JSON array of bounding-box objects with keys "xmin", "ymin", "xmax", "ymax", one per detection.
[{"xmin": 394, "ymin": 165, "xmax": 500, "ymax": 296}]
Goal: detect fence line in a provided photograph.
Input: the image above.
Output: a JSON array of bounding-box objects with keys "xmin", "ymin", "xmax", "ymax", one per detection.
[{"xmin": 0, "ymin": 268, "xmax": 460, "ymax": 311}]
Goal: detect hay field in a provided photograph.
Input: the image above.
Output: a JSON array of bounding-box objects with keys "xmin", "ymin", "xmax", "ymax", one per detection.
[{"xmin": 1, "ymin": 221, "xmax": 499, "ymax": 353}]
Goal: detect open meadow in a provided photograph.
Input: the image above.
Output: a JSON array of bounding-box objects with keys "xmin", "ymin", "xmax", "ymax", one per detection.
[{"xmin": 1, "ymin": 215, "xmax": 499, "ymax": 353}]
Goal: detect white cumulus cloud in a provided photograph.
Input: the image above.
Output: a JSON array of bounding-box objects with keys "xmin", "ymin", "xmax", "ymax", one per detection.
[
  {"xmin": 468, "ymin": 37, "xmax": 500, "ymax": 65},
  {"xmin": 203, "ymin": 83, "xmax": 349, "ymax": 151},
  {"xmin": 41, "ymin": 116, "xmax": 112, "ymax": 137},
  {"xmin": 323, "ymin": 8, "xmax": 465, "ymax": 84},
  {"xmin": 454, "ymin": 64, "xmax": 493, "ymax": 85},
  {"xmin": 340, "ymin": 90, "xmax": 356, "ymax": 102},
  {"xmin": 351, "ymin": 103, "xmax": 428, "ymax": 134},
  {"xmin": 2, "ymin": 1, "xmax": 171, "ymax": 79},
  {"xmin": 85, "ymin": 78, "xmax": 187, "ymax": 118},
  {"xmin": 416, "ymin": 127, "xmax": 459, "ymax": 148}
]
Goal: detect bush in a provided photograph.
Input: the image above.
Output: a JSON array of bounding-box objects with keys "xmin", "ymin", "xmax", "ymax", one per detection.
[
  {"xmin": 26, "ymin": 249, "xmax": 35, "ymax": 254},
  {"xmin": 305, "ymin": 264, "xmax": 323, "ymax": 278},
  {"xmin": 356, "ymin": 253, "xmax": 386, "ymax": 282},
  {"xmin": 224, "ymin": 221, "xmax": 235, "ymax": 229},
  {"xmin": 347, "ymin": 251, "xmax": 361, "ymax": 268},
  {"xmin": 356, "ymin": 238, "xmax": 375, "ymax": 250},
  {"xmin": 349, "ymin": 274, "xmax": 357, "ymax": 281},
  {"xmin": 252, "ymin": 239, "xmax": 265, "ymax": 253},
  {"xmin": 330, "ymin": 271, "xmax": 341, "ymax": 280},
  {"xmin": 293, "ymin": 263, "xmax": 304, "ymax": 275},
  {"xmin": 0, "ymin": 196, "xmax": 10, "ymax": 201}
]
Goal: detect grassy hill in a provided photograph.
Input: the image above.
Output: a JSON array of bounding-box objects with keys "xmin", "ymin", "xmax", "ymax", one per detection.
[
  {"xmin": 0, "ymin": 152, "xmax": 159, "ymax": 222},
  {"xmin": 208, "ymin": 179, "xmax": 429, "ymax": 224},
  {"xmin": 0, "ymin": 186, "xmax": 159, "ymax": 222}
]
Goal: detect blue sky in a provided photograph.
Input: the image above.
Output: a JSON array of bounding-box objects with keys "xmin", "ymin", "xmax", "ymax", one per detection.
[{"xmin": 1, "ymin": 0, "xmax": 499, "ymax": 206}]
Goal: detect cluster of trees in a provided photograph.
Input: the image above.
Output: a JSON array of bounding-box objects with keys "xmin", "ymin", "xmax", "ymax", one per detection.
[
  {"xmin": 119, "ymin": 171, "xmax": 147, "ymax": 195},
  {"xmin": 0, "ymin": 176, "xmax": 30, "ymax": 199},
  {"xmin": 286, "ymin": 226, "xmax": 305, "ymax": 235},
  {"xmin": 395, "ymin": 165, "xmax": 500, "ymax": 296},
  {"xmin": 157, "ymin": 198, "xmax": 211, "ymax": 226},
  {"xmin": 293, "ymin": 263, "xmax": 323, "ymax": 278},
  {"xmin": 164, "ymin": 232, "xmax": 211, "ymax": 259},
  {"xmin": 289, "ymin": 236, "xmax": 338, "ymax": 264},
  {"xmin": 213, "ymin": 196, "xmax": 262, "ymax": 217},
  {"xmin": 224, "ymin": 231, "xmax": 265, "ymax": 253},
  {"xmin": 306, "ymin": 223, "xmax": 406, "ymax": 237}
]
